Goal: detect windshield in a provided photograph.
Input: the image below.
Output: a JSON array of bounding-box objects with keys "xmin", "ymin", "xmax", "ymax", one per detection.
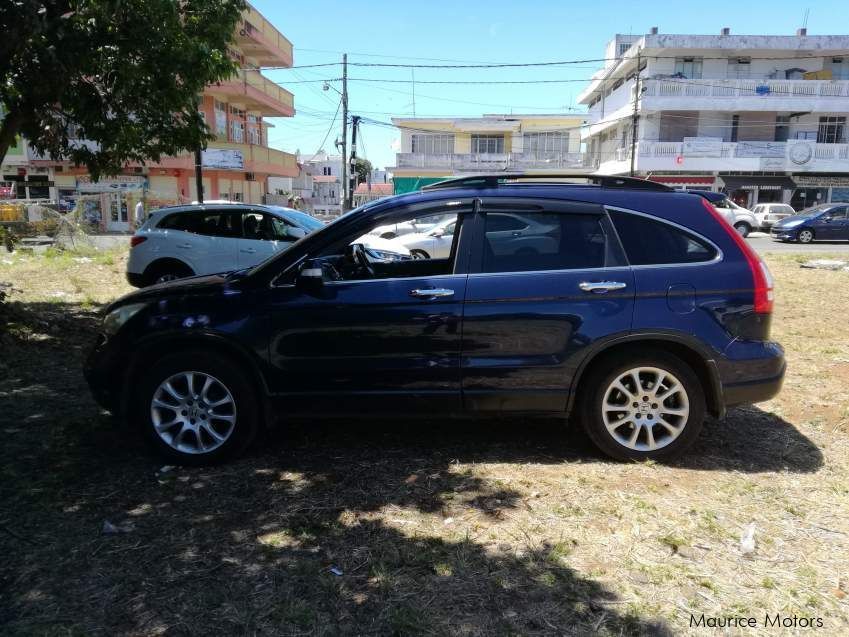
[
  {"xmin": 270, "ymin": 208, "xmax": 326, "ymax": 231},
  {"xmin": 796, "ymin": 204, "xmax": 832, "ymax": 217}
]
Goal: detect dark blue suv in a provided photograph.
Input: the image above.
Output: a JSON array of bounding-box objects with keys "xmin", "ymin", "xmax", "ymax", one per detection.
[{"xmin": 85, "ymin": 175, "xmax": 785, "ymax": 464}]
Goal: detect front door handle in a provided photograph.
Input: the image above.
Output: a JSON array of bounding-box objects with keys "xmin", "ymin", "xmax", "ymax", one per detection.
[
  {"xmin": 177, "ymin": 243, "xmax": 192, "ymax": 249},
  {"xmin": 240, "ymin": 248, "xmax": 257, "ymax": 254},
  {"xmin": 579, "ymin": 281, "xmax": 627, "ymax": 294},
  {"xmin": 410, "ymin": 288, "xmax": 454, "ymax": 298}
]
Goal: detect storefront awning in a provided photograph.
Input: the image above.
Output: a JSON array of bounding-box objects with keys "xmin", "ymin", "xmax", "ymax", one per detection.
[
  {"xmin": 648, "ymin": 176, "xmax": 715, "ymax": 185},
  {"xmin": 720, "ymin": 176, "xmax": 796, "ymax": 191}
]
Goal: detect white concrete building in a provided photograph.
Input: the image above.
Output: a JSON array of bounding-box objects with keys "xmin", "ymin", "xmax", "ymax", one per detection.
[
  {"xmin": 578, "ymin": 28, "xmax": 849, "ymax": 208},
  {"xmin": 300, "ymin": 151, "xmax": 343, "ymax": 217}
]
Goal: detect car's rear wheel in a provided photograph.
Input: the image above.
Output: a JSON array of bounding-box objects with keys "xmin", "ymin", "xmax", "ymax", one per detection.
[
  {"xmin": 135, "ymin": 351, "xmax": 258, "ymax": 465},
  {"xmin": 410, "ymin": 249, "xmax": 430, "ymax": 259},
  {"xmin": 797, "ymin": 229, "xmax": 814, "ymax": 243},
  {"xmin": 146, "ymin": 260, "xmax": 194, "ymax": 286},
  {"xmin": 733, "ymin": 222, "xmax": 751, "ymax": 238},
  {"xmin": 581, "ymin": 351, "xmax": 705, "ymax": 461}
]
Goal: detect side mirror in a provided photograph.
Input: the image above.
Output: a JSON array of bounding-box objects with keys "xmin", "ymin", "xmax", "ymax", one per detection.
[
  {"xmin": 288, "ymin": 227, "xmax": 307, "ymax": 239},
  {"xmin": 431, "ymin": 228, "xmax": 445, "ymax": 237},
  {"xmin": 297, "ymin": 259, "xmax": 325, "ymax": 291}
]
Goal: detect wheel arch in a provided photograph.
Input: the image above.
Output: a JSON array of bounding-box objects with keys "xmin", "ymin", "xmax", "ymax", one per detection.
[
  {"xmin": 142, "ymin": 257, "xmax": 195, "ymax": 282},
  {"xmin": 566, "ymin": 333, "xmax": 725, "ymax": 420},
  {"xmin": 120, "ymin": 332, "xmax": 271, "ymax": 427}
]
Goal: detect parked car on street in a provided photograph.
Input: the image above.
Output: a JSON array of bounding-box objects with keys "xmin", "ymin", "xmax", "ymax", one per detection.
[
  {"xmin": 126, "ymin": 203, "xmax": 408, "ymax": 287},
  {"xmin": 770, "ymin": 203, "xmax": 849, "ymax": 243},
  {"xmin": 369, "ymin": 213, "xmax": 452, "ymax": 239},
  {"xmin": 685, "ymin": 191, "xmax": 758, "ymax": 237},
  {"xmin": 87, "ymin": 174, "xmax": 784, "ymax": 465},
  {"xmin": 752, "ymin": 203, "xmax": 795, "ymax": 231}
]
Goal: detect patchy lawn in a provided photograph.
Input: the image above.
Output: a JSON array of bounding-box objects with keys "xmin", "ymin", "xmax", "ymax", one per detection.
[{"xmin": 1, "ymin": 248, "xmax": 848, "ymax": 636}]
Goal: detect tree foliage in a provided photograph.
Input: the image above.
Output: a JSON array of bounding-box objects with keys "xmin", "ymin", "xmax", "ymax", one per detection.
[
  {"xmin": 0, "ymin": 0, "xmax": 246, "ymax": 179},
  {"xmin": 353, "ymin": 157, "xmax": 372, "ymax": 184}
]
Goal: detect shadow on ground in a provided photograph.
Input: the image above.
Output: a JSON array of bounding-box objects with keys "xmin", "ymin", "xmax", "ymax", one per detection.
[{"xmin": 0, "ymin": 301, "xmax": 821, "ymax": 635}]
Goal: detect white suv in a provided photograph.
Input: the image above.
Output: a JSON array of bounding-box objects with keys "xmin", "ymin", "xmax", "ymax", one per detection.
[
  {"xmin": 126, "ymin": 204, "xmax": 407, "ymax": 287},
  {"xmin": 752, "ymin": 203, "xmax": 795, "ymax": 231}
]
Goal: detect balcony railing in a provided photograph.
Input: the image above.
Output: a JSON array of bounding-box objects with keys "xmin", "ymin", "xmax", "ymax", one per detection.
[
  {"xmin": 211, "ymin": 69, "xmax": 294, "ymax": 117},
  {"xmin": 395, "ymin": 152, "xmax": 585, "ymax": 170},
  {"xmin": 642, "ymin": 78, "xmax": 849, "ymax": 99},
  {"xmin": 238, "ymin": 5, "xmax": 293, "ymax": 66}
]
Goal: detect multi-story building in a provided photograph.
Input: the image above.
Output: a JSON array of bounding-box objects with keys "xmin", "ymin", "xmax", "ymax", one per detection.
[
  {"xmin": 579, "ymin": 28, "xmax": 849, "ymax": 208},
  {"xmin": 267, "ymin": 162, "xmax": 314, "ymax": 211},
  {"xmin": 301, "ymin": 151, "xmax": 343, "ymax": 217},
  {"xmin": 26, "ymin": 2, "xmax": 298, "ymax": 231},
  {"xmin": 389, "ymin": 114, "xmax": 589, "ymax": 194}
]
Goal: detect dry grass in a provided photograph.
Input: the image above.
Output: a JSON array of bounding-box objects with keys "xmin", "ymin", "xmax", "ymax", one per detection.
[{"xmin": 1, "ymin": 248, "xmax": 848, "ymax": 635}]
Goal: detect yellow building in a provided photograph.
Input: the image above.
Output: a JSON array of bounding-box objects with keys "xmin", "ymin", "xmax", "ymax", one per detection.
[
  {"xmin": 389, "ymin": 114, "xmax": 589, "ymax": 193},
  {"xmin": 31, "ymin": 2, "xmax": 297, "ymax": 231}
]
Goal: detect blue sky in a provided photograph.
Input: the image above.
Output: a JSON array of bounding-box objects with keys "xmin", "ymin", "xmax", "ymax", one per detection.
[{"xmin": 255, "ymin": 0, "xmax": 846, "ymax": 170}]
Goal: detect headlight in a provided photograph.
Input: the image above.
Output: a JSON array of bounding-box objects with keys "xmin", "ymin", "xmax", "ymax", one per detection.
[
  {"xmin": 103, "ymin": 303, "xmax": 147, "ymax": 336},
  {"xmin": 366, "ymin": 248, "xmax": 410, "ymax": 261}
]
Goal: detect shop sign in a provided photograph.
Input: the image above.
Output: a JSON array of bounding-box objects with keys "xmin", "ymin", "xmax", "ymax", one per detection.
[
  {"xmin": 77, "ymin": 175, "xmax": 145, "ymax": 192},
  {"xmin": 682, "ymin": 137, "xmax": 722, "ymax": 157},
  {"xmin": 735, "ymin": 141, "xmax": 785, "ymax": 158},
  {"xmin": 202, "ymin": 148, "xmax": 244, "ymax": 170},
  {"xmin": 794, "ymin": 175, "xmax": 849, "ymax": 187}
]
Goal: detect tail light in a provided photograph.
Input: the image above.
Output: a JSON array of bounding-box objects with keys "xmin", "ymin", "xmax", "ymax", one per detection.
[
  {"xmin": 130, "ymin": 235, "xmax": 147, "ymax": 248},
  {"xmin": 700, "ymin": 198, "xmax": 773, "ymax": 314}
]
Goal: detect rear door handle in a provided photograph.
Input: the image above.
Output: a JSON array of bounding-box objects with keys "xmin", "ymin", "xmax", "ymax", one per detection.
[
  {"xmin": 410, "ymin": 288, "xmax": 454, "ymax": 298},
  {"xmin": 579, "ymin": 281, "xmax": 627, "ymax": 294},
  {"xmin": 240, "ymin": 248, "xmax": 257, "ymax": 254},
  {"xmin": 177, "ymin": 243, "xmax": 192, "ymax": 249}
]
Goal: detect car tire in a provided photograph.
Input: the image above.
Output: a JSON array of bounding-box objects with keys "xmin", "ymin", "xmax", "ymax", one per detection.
[
  {"xmin": 410, "ymin": 249, "xmax": 430, "ymax": 259},
  {"xmin": 797, "ymin": 229, "xmax": 814, "ymax": 244},
  {"xmin": 733, "ymin": 222, "xmax": 751, "ymax": 238},
  {"xmin": 146, "ymin": 261, "xmax": 194, "ymax": 286},
  {"xmin": 135, "ymin": 350, "xmax": 259, "ymax": 465},
  {"xmin": 580, "ymin": 350, "xmax": 706, "ymax": 462}
]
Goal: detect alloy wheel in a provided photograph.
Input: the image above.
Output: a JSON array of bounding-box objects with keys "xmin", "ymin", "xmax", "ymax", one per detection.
[
  {"xmin": 155, "ymin": 273, "xmax": 181, "ymax": 284},
  {"xmin": 798, "ymin": 230, "xmax": 813, "ymax": 243},
  {"xmin": 150, "ymin": 371, "xmax": 237, "ymax": 455},
  {"xmin": 601, "ymin": 367, "xmax": 690, "ymax": 452}
]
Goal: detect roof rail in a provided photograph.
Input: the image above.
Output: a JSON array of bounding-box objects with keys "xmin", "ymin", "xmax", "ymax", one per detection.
[{"xmin": 420, "ymin": 173, "xmax": 673, "ymax": 192}]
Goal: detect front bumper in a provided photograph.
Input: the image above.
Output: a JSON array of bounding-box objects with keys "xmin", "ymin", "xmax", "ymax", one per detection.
[
  {"xmin": 83, "ymin": 333, "xmax": 124, "ymax": 412},
  {"xmin": 770, "ymin": 227, "xmax": 796, "ymax": 241}
]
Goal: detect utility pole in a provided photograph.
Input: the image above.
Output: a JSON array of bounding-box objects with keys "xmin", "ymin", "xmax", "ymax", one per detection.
[
  {"xmin": 629, "ymin": 49, "xmax": 641, "ymax": 177},
  {"xmin": 340, "ymin": 53, "xmax": 349, "ymax": 212},
  {"xmin": 194, "ymin": 95, "xmax": 205, "ymax": 203},
  {"xmin": 347, "ymin": 115, "xmax": 360, "ymax": 211},
  {"xmin": 194, "ymin": 148, "xmax": 204, "ymax": 204}
]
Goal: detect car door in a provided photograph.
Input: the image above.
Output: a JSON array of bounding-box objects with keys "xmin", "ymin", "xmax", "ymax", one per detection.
[
  {"xmin": 824, "ymin": 205, "xmax": 849, "ymax": 239},
  {"xmin": 163, "ymin": 209, "xmax": 241, "ymax": 275},
  {"xmin": 238, "ymin": 210, "xmax": 296, "ymax": 268},
  {"xmin": 264, "ymin": 201, "xmax": 475, "ymax": 413},
  {"xmin": 461, "ymin": 198, "xmax": 634, "ymax": 411}
]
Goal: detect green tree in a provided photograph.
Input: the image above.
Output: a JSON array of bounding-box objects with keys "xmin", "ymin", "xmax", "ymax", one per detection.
[
  {"xmin": 0, "ymin": 0, "xmax": 246, "ymax": 179},
  {"xmin": 353, "ymin": 157, "xmax": 373, "ymax": 184}
]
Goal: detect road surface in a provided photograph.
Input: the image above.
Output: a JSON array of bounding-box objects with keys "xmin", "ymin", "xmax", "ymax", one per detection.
[{"xmin": 747, "ymin": 232, "xmax": 849, "ymax": 255}]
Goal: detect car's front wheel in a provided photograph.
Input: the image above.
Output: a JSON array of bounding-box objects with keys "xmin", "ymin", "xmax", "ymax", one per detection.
[
  {"xmin": 410, "ymin": 249, "xmax": 430, "ymax": 259},
  {"xmin": 136, "ymin": 351, "xmax": 259, "ymax": 465},
  {"xmin": 797, "ymin": 229, "xmax": 814, "ymax": 243},
  {"xmin": 581, "ymin": 351, "xmax": 705, "ymax": 461}
]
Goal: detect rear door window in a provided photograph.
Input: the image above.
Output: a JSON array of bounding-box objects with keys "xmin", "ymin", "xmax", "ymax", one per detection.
[
  {"xmin": 608, "ymin": 210, "xmax": 717, "ymax": 265},
  {"xmin": 481, "ymin": 211, "xmax": 614, "ymax": 273},
  {"xmin": 157, "ymin": 210, "xmax": 241, "ymax": 237}
]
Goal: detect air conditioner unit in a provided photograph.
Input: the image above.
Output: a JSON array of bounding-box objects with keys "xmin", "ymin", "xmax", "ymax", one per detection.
[{"xmin": 245, "ymin": 172, "xmax": 255, "ymax": 181}]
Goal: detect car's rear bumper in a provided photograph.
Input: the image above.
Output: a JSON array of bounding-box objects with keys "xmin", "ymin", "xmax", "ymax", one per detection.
[
  {"xmin": 126, "ymin": 271, "xmax": 146, "ymax": 288},
  {"xmin": 719, "ymin": 341, "xmax": 785, "ymax": 408}
]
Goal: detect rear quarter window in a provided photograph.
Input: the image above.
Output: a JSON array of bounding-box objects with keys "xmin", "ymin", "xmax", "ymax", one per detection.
[{"xmin": 608, "ymin": 210, "xmax": 717, "ymax": 265}]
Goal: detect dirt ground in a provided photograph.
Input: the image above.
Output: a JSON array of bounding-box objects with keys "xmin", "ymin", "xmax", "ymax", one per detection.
[{"xmin": 1, "ymin": 247, "xmax": 848, "ymax": 636}]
